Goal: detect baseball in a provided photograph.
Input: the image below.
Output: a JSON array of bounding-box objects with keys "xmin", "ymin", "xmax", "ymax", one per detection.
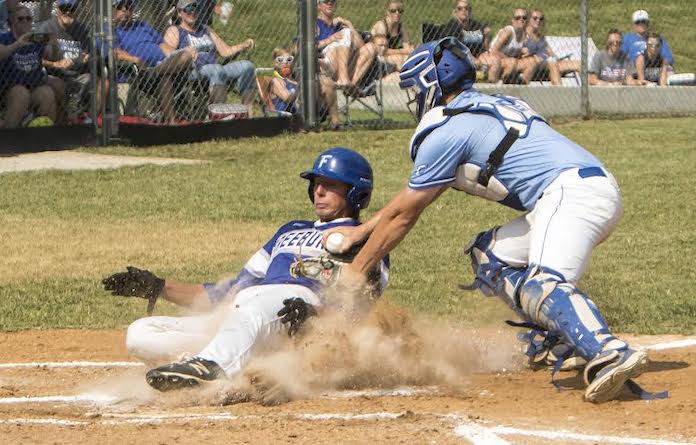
[{"xmin": 325, "ymin": 232, "xmax": 345, "ymax": 254}]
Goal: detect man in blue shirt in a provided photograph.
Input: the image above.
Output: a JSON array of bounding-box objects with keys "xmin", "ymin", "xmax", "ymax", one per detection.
[
  {"xmin": 112, "ymin": 0, "xmax": 195, "ymax": 124},
  {"xmin": 622, "ymin": 9, "xmax": 673, "ymax": 67},
  {"xmin": 328, "ymin": 38, "xmax": 664, "ymax": 404},
  {"xmin": 102, "ymin": 148, "xmax": 389, "ymax": 394}
]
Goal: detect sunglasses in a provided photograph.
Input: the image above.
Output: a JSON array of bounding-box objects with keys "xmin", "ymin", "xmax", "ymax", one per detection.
[
  {"xmin": 514, "ymin": 15, "xmax": 527, "ymax": 21},
  {"xmin": 181, "ymin": 3, "xmax": 198, "ymax": 14},
  {"xmin": 607, "ymin": 40, "xmax": 622, "ymax": 46},
  {"xmin": 389, "ymin": 8, "xmax": 404, "ymax": 14},
  {"xmin": 647, "ymin": 42, "xmax": 660, "ymax": 48},
  {"xmin": 320, "ymin": 0, "xmax": 336, "ymax": 4},
  {"xmin": 531, "ymin": 15, "xmax": 544, "ymax": 21},
  {"xmin": 16, "ymin": 15, "xmax": 33, "ymax": 22},
  {"xmin": 456, "ymin": 6, "xmax": 470, "ymax": 11},
  {"xmin": 58, "ymin": 5, "xmax": 78, "ymax": 15},
  {"xmin": 275, "ymin": 55, "xmax": 295, "ymax": 64},
  {"xmin": 634, "ymin": 20, "xmax": 649, "ymax": 25}
]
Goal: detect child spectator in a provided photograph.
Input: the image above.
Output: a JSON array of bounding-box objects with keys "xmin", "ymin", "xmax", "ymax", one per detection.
[
  {"xmin": 163, "ymin": 0, "xmax": 256, "ymax": 113},
  {"xmin": 268, "ymin": 47, "xmax": 297, "ymax": 114},
  {"xmin": 632, "ymin": 32, "xmax": 668, "ymax": 86},
  {"xmin": 0, "ymin": 5, "xmax": 64, "ymax": 127},
  {"xmin": 524, "ymin": 9, "xmax": 580, "ymax": 85},
  {"xmin": 589, "ymin": 29, "xmax": 639, "ymax": 86}
]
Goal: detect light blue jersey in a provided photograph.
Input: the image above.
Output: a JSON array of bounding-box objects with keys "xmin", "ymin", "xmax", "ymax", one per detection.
[
  {"xmin": 204, "ymin": 218, "xmax": 390, "ymax": 304},
  {"xmin": 408, "ymin": 90, "xmax": 604, "ymax": 211}
]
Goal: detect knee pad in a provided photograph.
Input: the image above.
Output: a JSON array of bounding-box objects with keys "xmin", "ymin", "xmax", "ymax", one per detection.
[
  {"xmin": 464, "ymin": 228, "xmax": 526, "ymax": 310},
  {"xmin": 519, "ymin": 268, "xmax": 626, "ymax": 360}
]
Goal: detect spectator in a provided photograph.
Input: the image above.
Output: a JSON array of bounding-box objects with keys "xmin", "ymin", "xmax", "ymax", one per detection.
[
  {"xmin": 315, "ymin": 0, "xmax": 364, "ymax": 89},
  {"xmin": 633, "ymin": 32, "xmax": 668, "ymax": 86},
  {"xmin": 37, "ymin": 0, "xmax": 99, "ymax": 121},
  {"xmin": 112, "ymin": 0, "xmax": 195, "ymax": 124},
  {"xmin": 489, "ymin": 8, "xmax": 537, "ymax": 83},
  {"xmin": 622, "ymin": 10, "xmax": 673, "ymax": 68},
  {"xmin": 6, "ymin": 0, "xmax": 52, "ymax": 24},
  {"xmin": 524, "ymin": 9, "xmax": 580, "ymax": 85},
  {"xmin": 268, "ymin": 47, "xmax": 297, "ymax": 114},
  {"xmin": 349, "ymin": 32, "xmax": 391, "ymax": 92},
  {"xmin": 0, "ymin": 5, "xmax": 64, "ymax": 127},
  {"xmin": 441, "ymin": 0, "xmax": 498, "ymax": 79},
  {"xmin": 163, "ymin": 0, "xmax": 256, "ymax": 114},
  {"xmin": 351, "ymin": 1, "xmax": 411, "ymax": 86},
  {"xmin": 589, "ymin": 29, "xmax": 638, "ymax": 86},
  {"xmin": 370, "ymin": 2, "xmax": 412, "ymax": 68},
  {"xmin": 1, "ymin": 1, "xmax": 9, "ymax": 33}
]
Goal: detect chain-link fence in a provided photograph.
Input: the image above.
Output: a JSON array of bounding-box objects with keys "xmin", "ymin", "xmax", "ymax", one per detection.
[{"xmin": 1, "ymin": 0, "xmax": 695, "ymax": 142}]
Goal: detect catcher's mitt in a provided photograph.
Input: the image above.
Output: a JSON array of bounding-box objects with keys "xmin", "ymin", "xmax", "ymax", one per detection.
[{"xmin": 102, "ymin": 266, "xmax": 165, "ymax": 316}]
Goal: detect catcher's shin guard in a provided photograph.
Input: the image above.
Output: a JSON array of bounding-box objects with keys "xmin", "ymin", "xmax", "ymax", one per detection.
[
  {"xmin": 463, "ymin": 228, "xmax": 526, "ymax": 310},
  {"xmin": 519, "ymin": 267, "xmax": 627, "ymax": 361}
]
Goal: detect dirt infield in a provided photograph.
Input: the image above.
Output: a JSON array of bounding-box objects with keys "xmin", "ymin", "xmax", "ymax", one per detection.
[
  {"xmin": 1, "ymin": 329, "xmax": 694, "ymax": 445},
  {"xmin": 0, "ymin": 151, "xmax": 203, "ymax": 174}
]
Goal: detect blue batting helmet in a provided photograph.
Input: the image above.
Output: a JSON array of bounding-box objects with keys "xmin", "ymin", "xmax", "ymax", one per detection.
[
  {"xmin": 399, "ymin": 37, "xmax": 477, "ymax": 121},
  {"xmin": 300, "ymin": 147, "xmax": 373, "ymax": 212}
]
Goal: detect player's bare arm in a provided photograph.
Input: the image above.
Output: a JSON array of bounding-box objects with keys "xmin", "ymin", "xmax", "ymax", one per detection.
[
  {"xmin": 350, "ymin": 184, "xmax": 446, "ymax": 275},
  {"xmin": 161, "ymin": 280, "xmax": 211, "ymax": 310}
]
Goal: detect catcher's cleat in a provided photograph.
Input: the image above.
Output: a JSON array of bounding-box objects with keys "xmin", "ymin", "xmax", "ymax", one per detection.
[
  {"xmin": 584, "ymin": 348, "xmax": 649, "ymax": 403},
  {"xmin": 146, "ymin": 357, "xmax": 224, "ymax": 392}
]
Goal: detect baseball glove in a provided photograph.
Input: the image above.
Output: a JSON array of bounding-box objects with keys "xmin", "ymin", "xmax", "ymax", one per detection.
[
  {"xmin": 289, "ymin": 254, "xmax": 348, "ymax": 287},
  {"xmin": 277, "ymin": 297, "xmax": 318, "ymax": 337},
  {"xmin": 102, "ymin": 266, "xmax": 165, "ymax": 316}
]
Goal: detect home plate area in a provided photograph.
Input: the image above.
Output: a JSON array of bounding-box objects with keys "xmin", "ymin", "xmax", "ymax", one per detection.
[{"xmin": 0, "ymin": 331, "xmax": 695, "ymax": 445}]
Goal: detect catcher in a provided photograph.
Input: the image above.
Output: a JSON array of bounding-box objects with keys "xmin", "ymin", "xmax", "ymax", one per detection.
[{"xmin": 102, "ymin": 147, "xmax": 389, "ymax": 391}]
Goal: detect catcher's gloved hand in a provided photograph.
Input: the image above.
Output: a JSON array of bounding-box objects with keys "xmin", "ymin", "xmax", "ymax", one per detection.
[
  {"xmin": 102, "ymin": 266, "xmax": 165, "ymax": 316},
  {"xmin": 277, "ymin": 297, "xmax": 318, "ymax": 337}
]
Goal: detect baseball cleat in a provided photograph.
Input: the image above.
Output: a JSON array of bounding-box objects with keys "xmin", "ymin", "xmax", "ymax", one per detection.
[
  {"xmin": 146, "ymin": 357, "xmax": 224, "ymax": 391},
  {"xmin": 583, "ymin": 348, "xmax": 649, "ymax": 403}
]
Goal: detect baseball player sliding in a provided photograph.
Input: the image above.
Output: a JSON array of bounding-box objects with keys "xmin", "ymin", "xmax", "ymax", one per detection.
[
  {"xmin": 326, "ymin": 38, "xmax": 666, "ymax": 403},
  {"xmin": 102, "ymin": 147, "xmax": 389, "ymax": 392}
]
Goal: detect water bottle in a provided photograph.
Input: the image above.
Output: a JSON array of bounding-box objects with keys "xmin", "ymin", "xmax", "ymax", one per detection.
[{"xmin": 220, "ymin": 1, "xmax": 233, "ymax": 25}]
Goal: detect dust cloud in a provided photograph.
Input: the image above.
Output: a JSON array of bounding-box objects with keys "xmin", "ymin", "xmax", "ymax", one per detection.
[{"xmin": 224, "ymin": 299, "xmax": 520, "ymax": 405}]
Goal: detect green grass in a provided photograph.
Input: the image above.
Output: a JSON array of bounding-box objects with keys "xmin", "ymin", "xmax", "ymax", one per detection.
[
  {"xmin": 1, "ymin": 117, "xmax": 695, "ymax": 333},
  {"xmin": 201, "ymin": 0, "xmax": 696, "ymax": 77}
]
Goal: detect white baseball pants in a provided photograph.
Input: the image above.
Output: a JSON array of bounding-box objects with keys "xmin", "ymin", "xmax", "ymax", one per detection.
[
  {"xmin": 126, "ymin": 284, "xmax": 321, "ymax": 378},
  {"xmin": 488, "ymin": 167, "xmax": 623, "ymax": 284}
]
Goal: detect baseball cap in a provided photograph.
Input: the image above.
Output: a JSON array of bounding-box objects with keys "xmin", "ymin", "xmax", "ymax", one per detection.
[
  {"xmin": 112, "ymin": 0, "xmax": 135, "ymax": 6},
  {"xmin": 632, "ymin": 10, "xmax": 650, "ymax": 23},
  {"xmin": 58, "ymin": 0, "xmax": 79, "ymax": 6},
  {"xmin": 177, "ymin": 0, "xmax": 197, "ymax": 9}
]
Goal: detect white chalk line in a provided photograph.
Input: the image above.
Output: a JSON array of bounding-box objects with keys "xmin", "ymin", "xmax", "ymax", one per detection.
[
  {"xmin": 488, "ymin": 426, "xmax": 696, "ymax": 445},
  {"xmin": 642, "ymin": 338, "xmax": 696, "ymax": 351},
  {"xmin": 0, "ymin": 361, "xmax": 143, "ymax": 369},
  {"xmin": 2, "ymin": 411, "xmax": 693, "ymax": 445},
  {"xmin": 0, "ymin": 387, "xmax": 433, "ymax": 407}
]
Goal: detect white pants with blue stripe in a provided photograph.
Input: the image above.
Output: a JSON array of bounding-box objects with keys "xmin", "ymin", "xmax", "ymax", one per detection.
[
  {"xmin": 489, "ymin": 167, "xmax": 623, "ymax": 284},
  {"xmin": 125, "ymin": 284, "xmax": 320, "ymax": 378}
]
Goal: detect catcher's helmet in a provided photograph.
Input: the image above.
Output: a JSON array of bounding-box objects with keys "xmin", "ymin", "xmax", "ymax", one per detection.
[
  {"xmin": 300, "ymin": 147, "xmax": 373, "ymax": 212},
  {"xmin": 399, "ymin": 37, "xmax": 477, "ymax": 121}
]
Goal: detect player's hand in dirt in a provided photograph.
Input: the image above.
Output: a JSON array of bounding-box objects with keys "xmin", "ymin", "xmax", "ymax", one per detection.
[
  {"xmin": 102, "ymin": 266, "xmax": 165, "ymax": 300},
  {"xmin": 277, "ymin": 298, "xmax": 318, "ymax": 337}
]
